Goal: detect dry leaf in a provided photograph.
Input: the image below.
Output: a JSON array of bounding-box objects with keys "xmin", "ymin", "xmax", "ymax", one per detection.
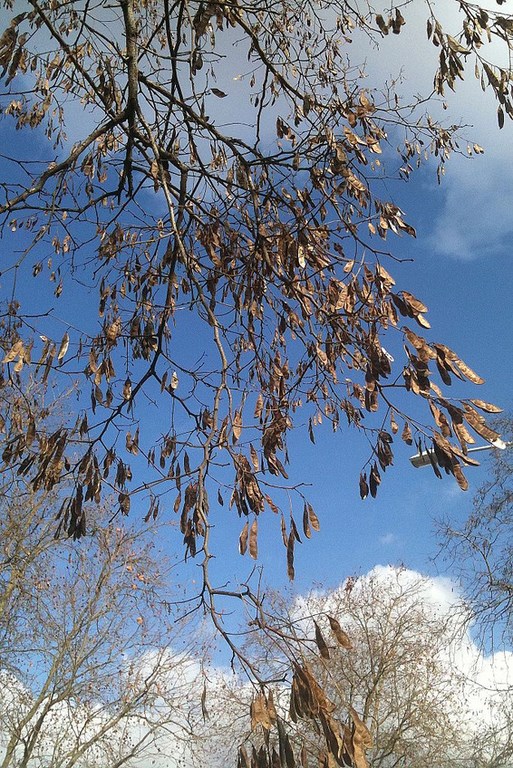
[
  {"xmin": 233, "ymin": 409, "xmax": 243, "ymax": 442},
  {"xmin": 250, "ymin": 443, "xmax": 259, "ymax": 472},
  {"xmin": 453, "ymin": 356, "xmax": 485, "ymax": 385},
  {"xmin": 469, "ymin": 399, "xmax": 502, "ymax": 414},
  {"xmin": 254, "ymin": 392, "xmax": 264, "ymax": 419},
  {"xmin": 2, "ymin": 340, "xmax": 24, "ymax": 363},
  {"xmin": 307, "ymin": 502, "xmax": 320, "ymax": 531},
  {"xmin": 287, "ymin": 530, "xmax": 295, "ymax": 580},
  {"xmin": 328, "ymin": 616, "xmax": 352, "ymax": 649},
  {"xmin": 239, "ymin": 521, "xmax": 249, "ymax": 555},
  {"xmin": 314, "ymin": 621, "xmax": 330, "ymax": 659},
  {"xmin": 250, "ymin": 692, "xmax": 274, "ymax": 731},
  {"xmin": 303, "ymin": 502, "xmax": 311, "ymax": 539},
  {"xmin": 359, "ymin": 473, "xmax": 369, "ymax": 500},
  {"xmin": 401, "ymin": 421, "xmax": 412, "ymax": 445},
  {"xmin": 249, "ymin": 518, "xmax": 258, "ymax": 559},
  {"xmin": 57, "ymin": 332, "xmax": 69, "ymax": 361}
]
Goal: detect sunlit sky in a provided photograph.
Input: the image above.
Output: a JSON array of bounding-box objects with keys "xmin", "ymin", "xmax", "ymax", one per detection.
[
  {"xmin": 182, "ymin": 3, "xmax": 513, "ymax": 601},
  {"xmin": 2, "ymin": 3, "xmax": 513, "ymax": 766},
  {"xmin": 1, "ymin": 0, "xmax": 512, "ymax": 620}
]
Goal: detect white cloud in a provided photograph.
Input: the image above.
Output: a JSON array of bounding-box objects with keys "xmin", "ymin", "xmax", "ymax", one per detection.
[
  {"xmin": 354, "ymin": 2, "xmax": 513, "ymax": 261},
  {"xmin": 430, "ymin": 135, "xmax": 513, "ymax": 260},
  {"xmin": 3, "ymin": 566, "xmax": 512, "ymax": 768},
  {"xmin": 0, "ymin": 651, "xmax": 238, "ymax": 768},
  {"xmin": 288, "ymin": 565, "xmax": 513, "ymax": 764}
]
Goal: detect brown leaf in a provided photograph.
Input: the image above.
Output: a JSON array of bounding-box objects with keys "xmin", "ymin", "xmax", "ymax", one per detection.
[
  {"xmin": 254, "ymin": 392, "xmax": 264, "ymax": 419},
  {"xmin": 118, "ymin": 492, "xmax": 130, "ymax": 515},
  {"xmin": 303, "ymin": 502, "xmax": 311, "ymax": 539},
  {"xmin": 376, "ymin": 263, "xmax": 395, "ymax": 285},
  {"xmin": 359, "ymin": 472, "xmax": 369, "ymax": 500},
  {"xmin": 470, "ymin": 399, "xmax": 502, "ymax": 414},
  {"xmin": 401, "ymin": 421, "xmax": 412, "ymax": 445},
  {"xmin": 267, "ymin": 689, "xmax": 278, "ymax": 723},
  {"xmin": 436, "ymin": 355, "xmax": 452, "ymax": 386},
  {"xmin": 328, "ymin": 616, "xmax": 353, "ymax": 649},
  {"xmin": 415, "ymin": 313, "xmax": 431, "ymax": 329},
  {"xmin": 463, "ymin": 405, "xmax": 501, "ymax": 443},
  {"xmin": 13, "ymin": 356, "xmax": 24, "ymax": 373},
  {"xmin": 453, "ymin": 419, "xmax": 475, "ymax": 448},
  {"xmin": 314, "ymin": 621, "xmax": 330, "ymax": 659},
  {"xmin": 401, "ymin": 290, "xmax": 428, "ymax": 314},
  {"xmin": 287, "ymin": 530, "xmax": 295, "ymax": 580},
  {"xmin": 233, "ymin": 409, "xmax": 243, "ymax": 443},
  {"xmin": 2, "ymin": 339, "xmax": 24, "ymax": 363},
  {"xmin": 452, "ymin": 461, "xmax": 469, "ymax": 491},
  {"xmin": 391, "ymin": 292, "xmax": 409, "ymax": 317},
  {"xmin": 249, "ymin": 518, "xmax": 258, "ymax": 559},
  {"xmin": 277, "ymin": 717, "xmax": 296, "ymax": 768},
  {"xmin": 320, "ymin": 713, "xmax": 345, "ymax": 762},
  {"xmin": 376, "ymin": 14, "xmax": 388, "ymax": 34},
  {"xmin": 238, "ymin": 746, "xmax": 250, "ymax": 768},
  {"xmin": 57, "ymin": 332, "xmax": 69, "ymax": 362},
  {"xmin": 250, "ymin": 443, "xmax": 259, "ymax": 472},
  {"xmin": 427, "ymin": 446, "xmax": 443, "ymax": 478},
  {"xmin": 290, "ymin": 515, "xmax": 302, "ymax": 543},
  {"xmin": 280, "ymin": 514, "xmax": 288, "ymax": 547},
  {"xmin": 369, "ymin": 463, "xmax": 381, "ymax": 498},
  {"xmin": 350, "ymin": 707, "xmax": 373, "ymax": 768},
  {"xmin": 452, "ymin": 356, "xmax": 485, "ymax": 385},
  {"xmin": 350, "ymin": 707, "xmax": 373, "ymax": 748},
  {"xmin": 26, "ymin": 416, "xmax": 36, "ymax": 447},
  {"xmin": 122, "ymin": 377, "xmax": 132, "ymax": 400},
  {"xmin": 250, "ymin": 692, "xmax": 274, "ymax": 731},
  {"xmin": 307, "ymin": 503, "xmax": 320, "ymax": 532},
  {"xmin": 106, "ymin": 316, "xmax": 121, "ymax": 345},
  {"xmin": 239, "ymin": 521, "xmax": 249, "ymax": 555},
  {"xmin": 150, "ymin": 159, "xmax": 159, "ymax": 180}
]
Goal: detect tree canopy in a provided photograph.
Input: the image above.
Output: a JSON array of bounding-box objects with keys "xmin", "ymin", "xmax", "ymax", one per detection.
[
  {"xmin": 0, "ymin": 0, "xmax": 508, "ymax": 556},
  {"xmin": 442, "ymin": 416, "xmax": 513, "ymax": 645},
  {"xmin": 236, "ymin": 567, "xmax": 513, "ymax": 768},
  {"xmin": 1, "ymin": 1, "xmax": 512, "ymax": 766}
]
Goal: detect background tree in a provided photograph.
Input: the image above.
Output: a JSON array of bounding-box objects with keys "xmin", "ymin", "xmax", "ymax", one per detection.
[
  {"xmin": 442, "ymin": 418, "xmax": 513, "ymax": 645},
  {"xmin": 0, "ymin": 473, "xmax": 212, "ymax": 768},
  {"xmin": 233, "ymin": 567, "xmax": 513, "ymax": 768},
  {"xmin": 1, "ymin": 1, "xmax": 513, "ymax": 766}
]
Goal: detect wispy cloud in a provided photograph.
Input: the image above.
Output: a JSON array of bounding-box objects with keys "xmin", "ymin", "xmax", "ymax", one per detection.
[
  {"xmin": 431, "ymin": 143, "xmax": 513, "ymax": 260},
  {"xmin": 356, "ymin": 2, "xmax": 512, "ymax": 262}
]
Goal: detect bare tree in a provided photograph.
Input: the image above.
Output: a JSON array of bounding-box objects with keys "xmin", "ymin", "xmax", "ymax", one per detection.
[
  {"xmin": 0, "ymin": 481, "xmax": 211, "ymax": 768},
  {"xmin": 233, "ymin": 567, "xmax": 513, "ymax": 768},
  {"xmin": 441, "ymin": 417, "xmax": 513, "ymax": 645}
]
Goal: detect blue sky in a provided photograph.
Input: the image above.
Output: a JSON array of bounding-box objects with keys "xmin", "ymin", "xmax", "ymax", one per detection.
[
  {"xmin": 194, "ymin": 123, "xmax": 513, "ymax": 603},
  {"xmin": 1, "ymin": 0, "xmax": 513, "ymax": 630},
  {"xmin": 2, "ymin": 6, "xmax": 513, "ymax": 766}
]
